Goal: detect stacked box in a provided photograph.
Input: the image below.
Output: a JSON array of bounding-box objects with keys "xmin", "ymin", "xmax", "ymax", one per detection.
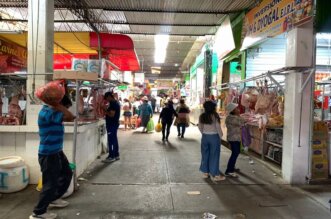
[{"xmin": 312, "ymin": 122, "xmax": 329, "ymax": 179}]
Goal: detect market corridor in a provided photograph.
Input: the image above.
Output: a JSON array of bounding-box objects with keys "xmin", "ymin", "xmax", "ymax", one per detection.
[{"xmin": 1, "ymin": 126, "xmax": 331, "ymax": 219}]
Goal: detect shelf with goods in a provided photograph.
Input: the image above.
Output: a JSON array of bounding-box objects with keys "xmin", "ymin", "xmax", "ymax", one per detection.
[{"xmin": 310, "ymin": 121, "xmax": 330, "ymax": 180}]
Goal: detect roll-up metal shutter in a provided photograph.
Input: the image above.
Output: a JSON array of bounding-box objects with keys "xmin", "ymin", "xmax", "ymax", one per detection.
[{"xmin": 246, "ymin": 34, "xmax": 286, "ymax": 86}]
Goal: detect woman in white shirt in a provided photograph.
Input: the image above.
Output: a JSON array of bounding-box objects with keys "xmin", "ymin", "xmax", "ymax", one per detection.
[{"xmin": 198, "ymin": 101, "xmax": 225, "ymax": 181}]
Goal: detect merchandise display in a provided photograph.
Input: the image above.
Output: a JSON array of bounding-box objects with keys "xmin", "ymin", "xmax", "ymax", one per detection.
[{"xmin": 311, "ymin": 121, "xmax": 329, "ymax": 179}]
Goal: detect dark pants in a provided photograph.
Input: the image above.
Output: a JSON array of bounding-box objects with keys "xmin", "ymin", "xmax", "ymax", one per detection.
[
  {"xmin": 226, "ymin": 141, "xmax": 241, "ymax": 173},
  {"xmin": 33, "ymin": 151, "xmax": 72, "ymax": 215},
  {"xmin": 177, "ymin": 123, "xmax": 186, "ymax": 137},
  {"xmin": 162, "ymin": 120, "xmax": 172, "ymax": 140},
  {"xmin": 107, "ymin": 124, "xmax": 120, "ymax": 158},
  {"xmin": 152, "ymin": 105, "xmax": 156, "ymax": 113}
]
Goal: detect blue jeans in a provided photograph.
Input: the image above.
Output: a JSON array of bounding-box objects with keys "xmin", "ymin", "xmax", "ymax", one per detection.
[
  {"xmin": 226, "ymin": 141, "xmax": 241, "ymax": 173},
  {"xmin": 177, "ymin": 123, "xmax": 186, "ymax": 137},
  {"xmin": 199, "ymin": 134, "xmax": 221, "ymax": 176},
  {"xmin": 107, "ymin": 124, "xmax": 119, "ymax": 158}
]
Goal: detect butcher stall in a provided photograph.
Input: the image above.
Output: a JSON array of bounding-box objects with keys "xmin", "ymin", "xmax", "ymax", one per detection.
[{"xmin": 0, "ymin": 72, "xmax": 110, "ymax": 184}]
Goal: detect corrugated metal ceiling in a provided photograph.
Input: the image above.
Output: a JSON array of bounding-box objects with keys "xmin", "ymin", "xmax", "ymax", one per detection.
[{"xmin": 0, "ymin": 0, "xmax": 255, "ymax": 78}]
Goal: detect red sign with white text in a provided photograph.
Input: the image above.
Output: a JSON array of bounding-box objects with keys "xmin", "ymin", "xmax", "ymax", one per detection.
[{"xmin": 0, "ymin": 38, "xmax": 27, "ymax": 73}]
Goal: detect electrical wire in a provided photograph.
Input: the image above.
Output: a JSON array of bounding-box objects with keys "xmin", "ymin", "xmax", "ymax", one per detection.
[{"xmin": 58, "ymin": 9, "xmax": 93, "ymax": 49}]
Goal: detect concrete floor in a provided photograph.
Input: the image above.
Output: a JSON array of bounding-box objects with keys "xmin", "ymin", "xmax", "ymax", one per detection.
[{"xmin": 1, "ymin": 124, "xmax": 331, "ymax": 219}]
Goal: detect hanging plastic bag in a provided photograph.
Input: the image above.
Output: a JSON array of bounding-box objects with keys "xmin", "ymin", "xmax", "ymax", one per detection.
[
  {"xmin": 147, "ymin": 119, "xmax": 154, "ymax": 132},
  {"xmin": 241, "ymin": 125, "xmax": 252, "ymax": 148},
  {"xmin": 136, "ymin": 117, "xmax": 141, "ymax": 127},
  {"xmin": 35, "ymin": 80, "xmax": 65, "ymax": 105},
  {"xmin": 155, "ymin": 122, "xmax": 162, "ymax": 132}
]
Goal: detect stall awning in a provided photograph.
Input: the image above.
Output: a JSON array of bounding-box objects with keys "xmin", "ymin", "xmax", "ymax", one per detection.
[
  {"xmin": 90, "ymin": 33, "xmax": 140, "ymax": 71},
  {"xmin": 0, "ymin": 32, "xmax": 140, "ymax": 72}
]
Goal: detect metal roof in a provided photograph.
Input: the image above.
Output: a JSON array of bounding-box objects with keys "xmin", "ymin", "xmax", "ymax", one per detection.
[{"xmin": 0, "ymin": 0, "xmax": 256, "ymax": 78}]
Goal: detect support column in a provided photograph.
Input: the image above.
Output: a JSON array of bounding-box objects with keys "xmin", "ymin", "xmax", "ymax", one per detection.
[
  {"xmin": 26, "ymin": 0, "xmax": 54, "ymax": 125},
  {"xmin": 282, "ymin": 21, "xmax": 314, "ymax": 184}
]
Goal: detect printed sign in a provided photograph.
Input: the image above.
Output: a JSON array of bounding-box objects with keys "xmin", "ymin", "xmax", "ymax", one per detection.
[
  {"xmin": 0, "ymin": 38, "xmax": 27, "ymax": 73},
  {"xmin": 242, "ymin": 0, "xmax": 313, "ymax": 49}
]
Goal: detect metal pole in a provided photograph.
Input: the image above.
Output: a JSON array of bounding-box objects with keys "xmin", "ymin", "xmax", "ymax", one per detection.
[
  {"xmin": 322, "ymin": 84, "xmax": 325, "ymax": 120},
  {"xmin": 72, "ymin": 80, "xmax": 80, "ymax": 190}
]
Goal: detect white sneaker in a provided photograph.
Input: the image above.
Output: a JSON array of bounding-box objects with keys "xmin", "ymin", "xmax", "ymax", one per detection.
[
  {"xmin": 29, "ymin": 212, "xmax": 57, "ymax": 219},
  {"xmin": 49, "ymin": 199, "xmax": 69, "ymax": 208}
]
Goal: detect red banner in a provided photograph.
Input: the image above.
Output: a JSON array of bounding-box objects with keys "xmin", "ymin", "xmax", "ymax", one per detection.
[{"xmin": 0, "ymin": 38, "xmax": 27, "ymax": 73}]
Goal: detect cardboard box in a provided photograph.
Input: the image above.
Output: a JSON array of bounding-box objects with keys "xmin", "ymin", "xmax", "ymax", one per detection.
[
  {"xmin": 312, "ymin": 148, "xmax": 328, "ymax": 162},
  {"xmin": 312, "ymin": 140, "xmax": 328, "ymax": 149},
  {"xmin": 53, "ymin": 70, "xmax": 98, "ymax": 81},
  {"xmin": 311, "ymin": 168, "xmax": 329, "ymax": 179},
  {"xmin": 313, "ymin": 131, "xmax": 329, "ymax": 140},
  {"xmin": 311, "ymin": 161, "xmax": 329, "ymax": 179}
]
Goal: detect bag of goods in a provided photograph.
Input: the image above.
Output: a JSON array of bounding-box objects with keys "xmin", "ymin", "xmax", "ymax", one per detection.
[
  {"xmin": 147, "ymin": 119, "xmax": 154, "ymax": 132},
  {"xmin": 155, "ymin": 122, "xmax": 162, "ymax": 132},
  {"xmin": 35, "ymin": 80, "xmax": 65, "ymax": 105},
  {"xmin": 136, "ymin": 117, "xmax": 141, "ymax": 127}
]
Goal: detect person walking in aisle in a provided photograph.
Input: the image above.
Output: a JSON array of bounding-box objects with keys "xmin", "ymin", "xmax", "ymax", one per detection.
[
  {"xmin": 198, "ymin": 101, "xmax": 225, "ymax": 182},
  {"xmin": 175, "ymin": 99, "xmax": 190, "ymax": 138},
  {"xmin": 150, "ymin": 95, "xmax": 156, "ymax": 113},
  {"xmin": 103, "ymin": 92, "xmax": 121, "ymax": 163},
  {"xmin": 139, "ymin": 96, "xmax": 153, "ymax": 133},
  {"xmin": 122, "ymin": 98, "xmax": 132, "ymax": 131},
  {"xmin": 30, "ymin": 95, "xmax": 75, "ymax": 219},
  {"xmin": 132, "ymin": 97, "xmax": 141, "ymax": 116},
  {"xmin": 159, "ymin": 100, "xmax": 178, "ymax": 142},
  {"xmin": 155, "ymin": 95, "xmax": 162, "ymax": 113},
  {"xmin": 225, "ymin": 103, "xmax": 244, "ymax": 177}
]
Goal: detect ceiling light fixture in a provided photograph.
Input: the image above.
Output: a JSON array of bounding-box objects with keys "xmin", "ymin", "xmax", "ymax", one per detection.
[{"xmin": 154, "ymin": 34, "xmax": 169, "ymax": 64}]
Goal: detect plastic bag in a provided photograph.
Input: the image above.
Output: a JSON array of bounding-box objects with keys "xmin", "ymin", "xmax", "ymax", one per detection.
[
  {"xmin": 136, "ymin": 117, "xmax": 141, "ymax": 127},
  {"xmin": 241, "ymin": 125, "xmax": 251, "ymax": 147},
  {"xmin": 147, "ymin": 119, "xmax": 154, "ymax": 132},
  {"xmin": 35, "ymin": 80, "xmax": 65, "ymax": 105},
  {"xmin": 155, "ymin": 122, "xmax": 162, "ymax": 132}
]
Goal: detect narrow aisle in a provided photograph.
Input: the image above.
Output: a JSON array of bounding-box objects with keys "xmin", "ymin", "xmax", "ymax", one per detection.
[
  {"xmin": 1, "ymin": 125, "xmax": 331, "ymax": 219},
  {"xmin": 51, "ymin": 125, "xmax": 331, "ymax": 219}
]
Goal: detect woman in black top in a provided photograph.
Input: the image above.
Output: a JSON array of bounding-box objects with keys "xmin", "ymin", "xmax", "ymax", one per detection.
[{"xmin": 158, "ymin": 100, "xmax": 178, "ymax": 141}]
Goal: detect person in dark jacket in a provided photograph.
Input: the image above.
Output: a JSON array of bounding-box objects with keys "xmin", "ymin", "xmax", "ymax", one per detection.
[
  {"xmin": 158, "ymin": 100, "xmax": 178, "ymax": 141},
  {"xmin": 175, "ymin": 99, "xmax": 190, "ymax": 138}
]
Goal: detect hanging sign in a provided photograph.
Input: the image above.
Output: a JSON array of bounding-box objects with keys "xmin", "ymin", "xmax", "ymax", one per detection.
[
  {"xmin": 241, "ymin": 0, "xmax": 314, "ymax": 50},
  {"xmin": 214, "ymin": 16, "xmax": 236, "ymax": 60},
  {"xmin": 0, "ymin": 38, "xmax": 27, "ymax": 73}
]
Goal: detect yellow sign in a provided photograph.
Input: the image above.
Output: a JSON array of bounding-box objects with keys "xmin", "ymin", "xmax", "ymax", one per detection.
[{"xmin": 242, "ymin": 0, "xmax": 313, "ymax": 49}]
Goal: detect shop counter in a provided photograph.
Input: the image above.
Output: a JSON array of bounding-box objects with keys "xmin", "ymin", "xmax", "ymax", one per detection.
[{"xmin": 0, "ymin": 119, "xmax": 107, "ymax": 183}]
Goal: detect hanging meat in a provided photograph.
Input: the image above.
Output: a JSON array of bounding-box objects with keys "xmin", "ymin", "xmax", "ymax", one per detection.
[
  {"xmin": 8, "ymin": 95, "xmax": 22, "ymax": 119},
  {"xmin": 96, "ymin": 91, "xmax": 105, "ymax": 118}
]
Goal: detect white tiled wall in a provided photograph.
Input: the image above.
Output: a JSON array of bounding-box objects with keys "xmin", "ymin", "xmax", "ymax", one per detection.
[{"xmin": 0, "ymin": 123, "xmax": 105, "ymax": 184}]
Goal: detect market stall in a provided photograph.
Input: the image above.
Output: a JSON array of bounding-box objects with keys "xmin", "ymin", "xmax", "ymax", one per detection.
[{"xmin": 216, "ymin": 67, "xmax": 313, "ymax": 168}]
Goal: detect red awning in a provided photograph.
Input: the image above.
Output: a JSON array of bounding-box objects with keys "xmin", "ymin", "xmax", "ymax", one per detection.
[
  {"xmin": 108, "ymin": 49, "xmax": 140, "ymax": 71},
  {"xmin": 90, "ymin": 33, "xmax": 140, "ymax": 71}
]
